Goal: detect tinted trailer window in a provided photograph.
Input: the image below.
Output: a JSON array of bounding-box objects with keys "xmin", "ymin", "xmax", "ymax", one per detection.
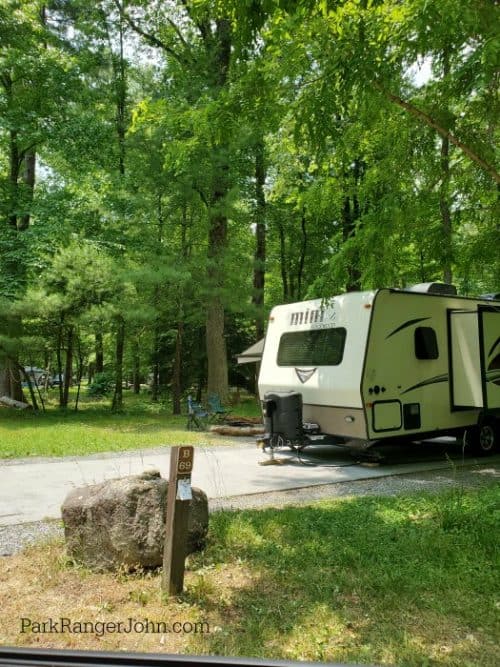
[{"xmin": 277, "ymin": 328, "xmax": 347, "ymax": 366}]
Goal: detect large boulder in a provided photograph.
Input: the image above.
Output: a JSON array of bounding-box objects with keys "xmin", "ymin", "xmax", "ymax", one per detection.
[{"xmin": 61, "ymin": 470, "xmax": 208, "ymax": 572}]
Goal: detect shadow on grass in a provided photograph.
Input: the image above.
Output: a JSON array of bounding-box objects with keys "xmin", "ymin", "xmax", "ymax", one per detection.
[{"xmin": 187, "ymin": 487, "xmax": 500, "ymax": 665}]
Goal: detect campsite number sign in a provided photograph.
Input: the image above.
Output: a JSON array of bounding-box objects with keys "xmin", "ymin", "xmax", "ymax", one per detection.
[
  {"xmin": 177, "ymin": 446, "xmax": 193, "ymax": 474},
  {"xmin": 162, "ymin": 445, "xmax": 195, "ymax": 596}
]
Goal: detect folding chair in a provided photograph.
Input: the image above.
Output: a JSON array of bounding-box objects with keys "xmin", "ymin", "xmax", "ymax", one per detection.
[
  {"xmin": 186, "ymin": 395, "xmax": 209, "ymax": 430},
  {"xmin": 207, "ymin": 393, "xmax": 230, "ymax": 423}
]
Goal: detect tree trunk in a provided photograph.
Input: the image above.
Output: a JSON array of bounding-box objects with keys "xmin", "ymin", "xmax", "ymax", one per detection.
[
  {"xmin": 440, "ymin": 48, "xmax": 452, "ymax": 285},
  {"xmin": 132, "ymin": 339, "xmax": 141, "ymax": 394},
  {"xmin": 277, "ymin": 221, "xmax": 289, "ymax": 301},
  {"xmin": 112, "ymin": 317, "xmax": 125, "ymax": 411},
  {"xmin": 297, "ymin": 209, "xmax": 307, "ymax": 300},
  {"xmin": 19, "ymin": 150, "xmax": 36, "ymax": 231},
  {"xmin": 203, "ymin": 18, "xmax": 232, "ymax": 402},
  {"xmin": 206, "ymin": 210, "xmax": 229, "ymax": 400},
  {"xmin": 342, "ymin": 160, "xmax": 364, "ymax": 292},
  {"xmin": 151, "ymin": 323, "xmax": 160, "ymax": 402},
  {"xmin": 172, "ymin": 321, "xmax": 183, "ymax": 414},
  {"xmin": 0, "ymin": 360, "xmax": 24, "ymax": 403},
  {"xmin": 342, "ymin": 196, "xmax": 361, "ymax": 292},
  {"xmin": 62, "ymin": 326, "xmax": 73, "ymax": 408},
  {"xmin": 252, "ymin": 140, "xmax": 266, "ymax": 339},
  {"xmin": 95, "ymin": 330, "xmax": 104, "ymax": 374},
  {"xmin": 56, "ymin": 320, "xmax": 64, "ymax": 407}
]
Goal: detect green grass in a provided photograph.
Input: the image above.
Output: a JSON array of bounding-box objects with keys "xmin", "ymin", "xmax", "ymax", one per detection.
[
  {"xmin": 185, "ymin": 484, "xmax": 500, "ymax": 665},
  {"xmin": 0, "ymin": 389, "xmax": 261, "ymax": 459},
  {"xmin": 1, "ymin": 483, "xmax": 498, "ymax": 663}
]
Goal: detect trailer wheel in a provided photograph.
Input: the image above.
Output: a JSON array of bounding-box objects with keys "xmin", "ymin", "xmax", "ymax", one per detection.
[{"xmin": 464, "ymin": 419, "xmax": 499, "ymax": 456}]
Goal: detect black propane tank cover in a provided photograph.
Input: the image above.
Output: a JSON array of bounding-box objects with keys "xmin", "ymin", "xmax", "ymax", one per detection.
[{"xmin": 263, "ymin": 391, "xmax": 303, "ymax": 441}]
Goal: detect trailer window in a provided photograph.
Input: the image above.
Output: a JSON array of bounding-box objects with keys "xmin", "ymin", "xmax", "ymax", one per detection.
[
  {"xmin": 277, "ymin": 328, "xmax": 347, "ymax": 366},
  {"xmin": 415, "ymin": 326, "xmax": 439, "ymax": 359}
]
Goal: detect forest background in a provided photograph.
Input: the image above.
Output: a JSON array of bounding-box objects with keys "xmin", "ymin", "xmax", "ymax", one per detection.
[{"xmin": 0, "ymin": 0, "xmax": 498, "ymax": 413}]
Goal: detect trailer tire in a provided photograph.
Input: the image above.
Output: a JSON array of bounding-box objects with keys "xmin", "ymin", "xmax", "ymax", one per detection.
[{"xmin": 464, "ymin": 419, "xmax": 499, "ymax": 456}]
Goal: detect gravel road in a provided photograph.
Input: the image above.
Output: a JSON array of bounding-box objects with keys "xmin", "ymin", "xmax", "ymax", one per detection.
[{"xmin": 1, "ymin": 462, "xmax": 497, "ymax": 558}]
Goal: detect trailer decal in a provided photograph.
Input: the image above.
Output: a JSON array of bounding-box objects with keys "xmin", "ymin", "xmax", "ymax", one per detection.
[
  {"xmin": 295, "ymin": 368, "xmax": 317, "ymax": 384},
  {"xmin": 488, "ymin": 336, "xmax": 500, "ymax": 358},
  {"xmin": 386, "ymin": 317, "xmax": 431, "ymax": 339},
  {"xmin": 400, "ymin": 373, "xmax": 449, "ymax": 395}
]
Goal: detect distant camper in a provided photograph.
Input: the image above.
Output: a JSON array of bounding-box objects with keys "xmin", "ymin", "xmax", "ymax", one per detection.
[{"xmin": 258, "ymin": 284, "xmax": 500, "ymax": 455}]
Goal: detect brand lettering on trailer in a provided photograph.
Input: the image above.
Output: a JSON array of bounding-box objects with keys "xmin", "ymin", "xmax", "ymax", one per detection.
[{"xmin": 290, "ymin": 307, "xmax": 336, "ymax": 327}]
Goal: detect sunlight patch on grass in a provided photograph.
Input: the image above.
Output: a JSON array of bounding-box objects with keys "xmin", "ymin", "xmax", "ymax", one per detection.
[{"xmin": 0, "ymin": 392, "xmax": 261, "ymax": 458}]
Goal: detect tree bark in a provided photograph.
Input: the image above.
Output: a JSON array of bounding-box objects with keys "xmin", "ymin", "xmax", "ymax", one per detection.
[
  {"xmin": 277, "ymin": 221, "xmax": 289, "ymax": 301},
  {"xmin": 112, "ymin": 317, "xmax": 125, "ymax": 411},
  {"xmin": 0, "ymin": 360, "xmax": 24, "ymax": 403},
  {"xmin": 172, "ymin": 320, "xmax": 183, "ymax": 414},
  {"xmin": 297, "ymin": 209, "xmax": 307, "ymax": 301},
  {"xmin": 19, "ymin": 149, "xmax": 36, "ymax": 231},
  {"xmin": 132, "ymin": 339, "xmax": 141, "ymax": 394},
  {"xmin": 95, "ymin": 330, "xmax": 104, "ymax": 374},
  {"xmin": 61, "ymin": 325, "xmax": 73, "ymax": 408},
  {"xmin": 206, "ymin": 212, "xmax": 228, "ymax": 400},
  {"xmin": 252, "ymin": 140, "xmax": 266, "ymax": 339},
  {"xmin": 439, "ymin": 49, "xmax": 453, "ymax": 285}
]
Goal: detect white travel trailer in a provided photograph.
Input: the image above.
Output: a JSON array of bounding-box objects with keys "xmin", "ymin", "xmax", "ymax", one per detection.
[{"xmin": 258, "ymin": 284, "xmax": 500, "ymax": 455}]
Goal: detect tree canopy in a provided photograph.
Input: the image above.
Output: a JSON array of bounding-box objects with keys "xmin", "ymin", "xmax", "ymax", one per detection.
[{"xmin": 0, "ymin": 0, "xmax": 498, "ymax": 408}]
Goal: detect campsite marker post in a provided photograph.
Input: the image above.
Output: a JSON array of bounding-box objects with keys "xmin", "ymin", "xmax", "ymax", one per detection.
[{"xmin": 162, "ymin": 445, "xmax": 194, "ymax": 596}]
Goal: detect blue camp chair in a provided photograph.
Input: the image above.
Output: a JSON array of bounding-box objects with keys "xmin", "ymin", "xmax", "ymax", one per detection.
[
  {"xmin": 207, "ymin": 393, "xmax": 230, "ymax": 423},
  {"xmin": 186, "ymin": 395, "xmax": 209, "ymax": 430}
]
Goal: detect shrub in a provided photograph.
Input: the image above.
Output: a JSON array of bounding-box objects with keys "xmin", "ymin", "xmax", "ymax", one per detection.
[{"xmin": 88, "ymin": 371, "xmax": 114, "ymax": 397}]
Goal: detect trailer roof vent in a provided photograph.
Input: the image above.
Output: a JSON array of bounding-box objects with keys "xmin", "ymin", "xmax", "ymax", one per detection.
[
  {"xmin": 407, "ymin": 282, "xmax": 457, "ymax": 296},
  {"xmin": 479, "ymin": 292, "xmax": 500, "ymax": 301}
]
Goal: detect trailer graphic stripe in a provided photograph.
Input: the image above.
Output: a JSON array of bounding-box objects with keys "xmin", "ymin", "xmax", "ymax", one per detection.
[
  {"xmin": 486, "ymin": 369, "xmax": 500, "ymax": 386},
  {"xmin": 488, "ymin": 336, "xmax": 500, "ymax": 358},
  {"xmin": 386, "ymin": 317, "xmax": 431, "ymax": 339},
  {"xmin": 401, "ymin": 373, "xmax": 449, "ymax": 395}
]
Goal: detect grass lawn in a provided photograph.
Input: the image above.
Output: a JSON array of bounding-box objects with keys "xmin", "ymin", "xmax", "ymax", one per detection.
[
  {"xmin": 1, "ymin": 485, "xmax": 499, "ymax": 665},
  {"xmin": 0, "ymin": 389, "xmax": 261, "ymax": 459}
]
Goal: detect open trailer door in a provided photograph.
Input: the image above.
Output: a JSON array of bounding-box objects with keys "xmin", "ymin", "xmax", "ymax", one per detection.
[
  {"xmin": 448, "ymin": 309, "xmax": 483, "ymax": 409},
  {"xmin": 479, "ymin": 305, "xmax": 500, "ymax": 410}
]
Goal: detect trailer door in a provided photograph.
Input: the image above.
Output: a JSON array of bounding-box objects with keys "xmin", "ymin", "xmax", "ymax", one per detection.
[
  {"xmin": 479, "ymin": 306, "xmax": 500, "ymax": 410},
  {"xmin": 448, "ymin": 310, "xmax": 482, "ymax": 409}
]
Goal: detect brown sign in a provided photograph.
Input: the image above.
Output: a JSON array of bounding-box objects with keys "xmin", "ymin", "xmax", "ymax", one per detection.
[{"xmin": 177, "ymin": 446, "xmax": 194, "ymax": 474}]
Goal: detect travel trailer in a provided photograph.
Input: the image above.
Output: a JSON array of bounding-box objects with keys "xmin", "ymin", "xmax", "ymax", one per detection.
[{"xmin": 258, "ymin": 284, "xmax": 500, "ymax": 455}]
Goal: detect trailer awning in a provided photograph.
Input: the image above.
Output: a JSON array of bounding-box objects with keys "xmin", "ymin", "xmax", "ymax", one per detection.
[{"xmin": 236, "ymin": 338, "xmax": 264, "ymax": 364}]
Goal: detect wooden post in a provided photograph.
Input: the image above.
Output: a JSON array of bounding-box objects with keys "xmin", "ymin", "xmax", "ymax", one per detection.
[{"xmin": 161, "ymin": 445, "xmax": 194, "ymax": 596}]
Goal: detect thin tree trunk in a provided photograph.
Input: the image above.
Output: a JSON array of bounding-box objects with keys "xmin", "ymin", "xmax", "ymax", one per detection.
[
  {"xmin": 252, "ymin": 140, "xmax": 266, "ymax": 339},
  {"xmin": 297, "ymin": 209, "xmax": 307, "ymax": 301},
  {"xmin": 18, "ymin": 365, "xmax": 39, "ymax": 411},
  {"xmin": 172, "ymin": 320, "xmax": 183, "ymax": 414},
  {"xmin": 95, "ymin": 330, "xmax": 104, "ymax": 374},
  {"xmin": 132, "ymin": 339, "xmax": 141, "ymax": 394},
  {"xmin": 440, "ymin": 48, "xmax": 453, "ymax": 285},
  {"xmin": 56, "ymin": 319, "xmax": 64, "ymax": 407},
  {"xmin": 74, "ymin": 333, "xmax": 84, "ymax": 412},
  {"xmin": 151, "ymin": 323, "xmax": 160, "ymax": 402},
  {"xmin": 277, "ymin": 221, "xmax": 289, "ymax": 301},
  {"xmin": 19, "ymin": 150, "xmax": 36, "ymax": 231},
  {"xmin": 112, "ymin": 317, "xmax": 125, "ymax": 411},
  {"xmin": 62, "ymin": 326, "xmax": 73, "ymax": 408}
]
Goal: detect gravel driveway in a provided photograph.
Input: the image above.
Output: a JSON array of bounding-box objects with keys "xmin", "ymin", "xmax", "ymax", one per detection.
[{"xmin": 1, "ymin": 462, "xmax": 497, "ymax": 557}]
